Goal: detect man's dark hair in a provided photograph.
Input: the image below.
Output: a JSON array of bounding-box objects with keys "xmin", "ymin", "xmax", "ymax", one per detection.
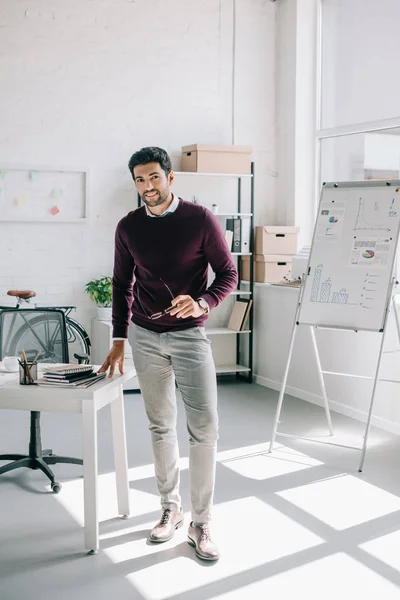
[{"xmin": 128, "ymin": 146, "xmax": 172, "ymax": 179}]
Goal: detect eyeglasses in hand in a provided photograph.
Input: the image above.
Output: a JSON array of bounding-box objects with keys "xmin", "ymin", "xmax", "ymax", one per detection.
[
  {"xmin": 149, "ymin": 278, "xmax": 175, "ymax": 320},
  {"xmin": 135, "ymin": 273, "xmax": 176, "ymax": 321}
]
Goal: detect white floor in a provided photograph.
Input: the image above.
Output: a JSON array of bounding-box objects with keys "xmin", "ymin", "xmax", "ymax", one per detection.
[{"xmin": 1, "ymin": 380, "xmax": 400, "ymax": 599}]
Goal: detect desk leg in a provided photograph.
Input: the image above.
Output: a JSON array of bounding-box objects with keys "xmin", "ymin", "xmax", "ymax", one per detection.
[
  {"xmin": 82, "ymin": 400, "xmax": 99, "ymax": 554},
  {"xmin": 111, "ymin": 385, "xmax": 130, "ymax": 518}
]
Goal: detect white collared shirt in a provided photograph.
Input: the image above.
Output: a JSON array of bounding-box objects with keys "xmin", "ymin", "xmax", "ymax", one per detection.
[{"xmin": 145, "ymin": 194, "xmax": 179, "ymax": 217}]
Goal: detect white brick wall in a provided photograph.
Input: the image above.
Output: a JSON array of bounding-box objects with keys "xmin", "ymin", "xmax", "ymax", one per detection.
[{"xmin": 0, "ymin": 0, "xmax": 276, "ymax": 333}]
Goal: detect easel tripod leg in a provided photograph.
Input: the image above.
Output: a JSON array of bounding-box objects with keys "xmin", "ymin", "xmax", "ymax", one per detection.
[
  {"xmin": 393, "ymin": 297, "xmax": 400, "ymax": 348},
  {"xmin": 309, "ymin": 326, "xmax": 334, "ymax": 435},
  {"xmin": 359, "ymin": 280, "xmax": 395, "ymax": 472},
  {"xmin": 358, "ymin": 329, "xmax": 388, "ymax": 473},
  {"xmin": 269, "ymin": 325, "xmax": 298, "ymax": 453}
]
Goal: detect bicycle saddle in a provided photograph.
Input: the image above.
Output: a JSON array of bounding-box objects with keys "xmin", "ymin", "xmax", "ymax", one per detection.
[{"xmin": 7, "ymin": 289, "xmax": 36, "ymax": 299}]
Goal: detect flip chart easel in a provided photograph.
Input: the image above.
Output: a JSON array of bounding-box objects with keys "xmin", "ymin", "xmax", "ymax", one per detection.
[{"xmin": 269, "ymin": 180, "xmax": 400, "ymax": 471}]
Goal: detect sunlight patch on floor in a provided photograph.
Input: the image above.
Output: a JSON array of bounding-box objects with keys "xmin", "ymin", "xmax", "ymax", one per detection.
[
  {"xmin": 360, "ymin": 529, "xmax": 400, "ymax": 572},
  {"xmin": 53, "ymin": 474, "xmax": 160, "ymax": 526},
  {"xmin": 277, "ymin": 474, "xmax": 400, "ymax": 530},
  {"xmin": 205, "ymin": 552, "xmax": 400, "ymax": 600},
  {"xmin": 222, "ymin": 446, "xmax": 322, "ymax": 480},
  {"xmin": 216, "ymin": 442, "xmax": 274, "ymax": 462},
  {"xmin": 120, "ymin": 496, "xmax": 323, "ymax": 600}
]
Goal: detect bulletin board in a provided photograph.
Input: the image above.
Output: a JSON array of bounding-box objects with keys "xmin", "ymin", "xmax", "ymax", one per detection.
[{"xmin": 0, "ymin": 166, "xmax": 89, "ymax": 222}]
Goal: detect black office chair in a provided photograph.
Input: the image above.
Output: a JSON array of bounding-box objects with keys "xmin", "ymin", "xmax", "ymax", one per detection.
[{"xmin": 0, "ymin": 308, "xmax": 89, "ymax": 493}]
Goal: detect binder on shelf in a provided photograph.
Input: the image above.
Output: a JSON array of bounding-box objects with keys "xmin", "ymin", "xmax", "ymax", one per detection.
[
  {"xmin": 225, "ymin": 229, "xmax": 233, "ymax": 250},
  {"xmin": 241, "ymin": 217, "xmax": 251, "ymax": 253},
  {"xmin": 227, "ymin": 299, "xmax": 253, "ymax": 331},
  {"xmin": 226, "ymin": 218, "xmax": 241, "ymax": 252}
]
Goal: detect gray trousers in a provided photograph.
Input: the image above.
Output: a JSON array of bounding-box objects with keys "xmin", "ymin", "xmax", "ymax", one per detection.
[{"xmin": 128, "ymin": 323, "xmax": 219, "ymax": 523}]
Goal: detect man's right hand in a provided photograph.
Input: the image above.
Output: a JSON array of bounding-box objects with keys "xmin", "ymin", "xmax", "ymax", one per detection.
[{"xmin": 98, "ymin": 340, "xmax": 125, "ymax": 377}]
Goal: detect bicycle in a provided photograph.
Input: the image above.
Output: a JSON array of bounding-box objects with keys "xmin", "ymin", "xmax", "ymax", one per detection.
[{"xmin": 0, "ymin": 289, "xmax": 91, "ymax": 363}]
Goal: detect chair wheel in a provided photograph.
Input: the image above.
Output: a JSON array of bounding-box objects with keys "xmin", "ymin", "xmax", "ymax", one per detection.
[{"xmin": 51, "ymin": 482, "xmax": 62, "ymax": 494}]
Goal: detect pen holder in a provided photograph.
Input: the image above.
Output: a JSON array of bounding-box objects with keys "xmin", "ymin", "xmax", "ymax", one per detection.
[{"xmin": 19, "ymin": 361, "xmax": 38, "ymax": 385}]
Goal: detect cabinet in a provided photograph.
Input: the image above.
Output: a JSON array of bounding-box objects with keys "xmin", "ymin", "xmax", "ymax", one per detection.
[{"xmin": 136, "ymin": 163, "xmax": 255, "ymax": 383}]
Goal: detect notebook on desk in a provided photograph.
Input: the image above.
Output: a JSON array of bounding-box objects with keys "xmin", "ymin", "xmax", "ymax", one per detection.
[
  {"xmin": 42, "ymin": 364, "xmax": 93, "ymax": 376},
  {"xmin": 36, "ymin": 372, "xmax": 106, "ymax": 388}
]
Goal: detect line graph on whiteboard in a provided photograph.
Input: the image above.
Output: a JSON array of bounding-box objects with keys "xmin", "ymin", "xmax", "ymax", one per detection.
[
  {"xmin": 353, "ymin": 195, "xmax": 398, "ymax": 233},
  {"xmin": 309, "ymin": 264, "xmax": 380, "ymax": 309}
]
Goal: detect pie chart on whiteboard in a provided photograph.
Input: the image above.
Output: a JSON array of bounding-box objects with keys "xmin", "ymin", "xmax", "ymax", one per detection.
[{"xmin": 362, "ymin": 250, "xmax": 375, "ymax": 259}]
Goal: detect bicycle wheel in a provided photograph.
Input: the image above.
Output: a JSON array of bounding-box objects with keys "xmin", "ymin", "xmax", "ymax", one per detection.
[
  {"xmin": 8, "ymin": 315, "xmax": 66, "ymax": 363},
  {"xmin": 66, "ymin": 317, "xmax": 91, "ymax": 362}
]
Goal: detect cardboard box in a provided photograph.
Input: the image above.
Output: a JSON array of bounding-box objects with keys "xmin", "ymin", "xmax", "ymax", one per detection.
[
  {"xmin": 241, "ymin": 255, "xmax": 292, "ymax": 283},
  {"xmin": 255, "ymin": 226, "xmax": 299, "ymax": 255},
  {"xmin": 181, "ymin": 144, "xmax": 252, "ymax": 174}
]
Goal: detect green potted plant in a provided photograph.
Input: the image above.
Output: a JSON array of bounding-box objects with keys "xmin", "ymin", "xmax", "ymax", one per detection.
[{"xmin": 85, "ymin": 276, "xmax": 112, "ymax": 320}]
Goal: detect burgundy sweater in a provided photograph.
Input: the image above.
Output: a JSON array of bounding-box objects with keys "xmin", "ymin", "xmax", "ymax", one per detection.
[{"xmin": 112, "ymin": 198, "xmax": 238, "ymax": 337}]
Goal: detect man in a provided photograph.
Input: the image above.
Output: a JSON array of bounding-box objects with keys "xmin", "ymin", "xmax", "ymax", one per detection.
[{"xmin": 99, "ymin": 146, "xmax": 238, "ymax": 561}]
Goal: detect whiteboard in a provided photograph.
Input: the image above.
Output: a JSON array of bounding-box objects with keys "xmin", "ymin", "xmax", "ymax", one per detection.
[
  {"xmin": 0, "ymin": 165, "xmax": 89, "ymax": 222},
  {"xmin": 298, "ymin": 180, "xmax": 400, "ymax": 331}
]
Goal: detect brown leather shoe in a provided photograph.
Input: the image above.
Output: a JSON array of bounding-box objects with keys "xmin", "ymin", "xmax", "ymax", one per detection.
[
  {"xmin": 187, "ymin": 522, "xmax": 220, "ymax": 561},
  {"xmin": 149, "ymin": 509, "xmax": 184, "ymax": 543}
]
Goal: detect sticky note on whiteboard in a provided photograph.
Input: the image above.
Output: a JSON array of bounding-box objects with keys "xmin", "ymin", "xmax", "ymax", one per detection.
[
  {"xmin": 50, "ymin": 188, "xmax": 63, "ymax": 199},
  {"xmin": 49, "ymin": 205, "xmax": 60, "ymax": 216},
  {"xmin": 14, "ymin": 196, "xmax": 27, "ymax": 206}
]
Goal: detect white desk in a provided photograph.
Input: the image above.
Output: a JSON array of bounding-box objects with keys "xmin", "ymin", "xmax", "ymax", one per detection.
[
  {"xmin": 90, "ymin": 319, "xmax": 140, "ymax": 391},
  {"xmin": 0, "ymin": 365, "xmax": 135, "ymax": 554}
]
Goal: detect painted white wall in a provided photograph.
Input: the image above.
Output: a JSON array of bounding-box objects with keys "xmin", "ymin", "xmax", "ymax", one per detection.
[
  {"xmin": 0, "ymin": 0, "xmax": 276, "ymax": 334},
  {"xmin": 321, "ymin": 0, "xmax": 400, "ymax": 129},
  {"xmin": 254, "ymin": 0, "xmax": 400, "ymax": 437},
  {"xmin": 254, "ymin": 285, "xmax": 400, "ymax": 436},
  {"xmin": 275, "ymin": 0, "xmax": 318, "ymax": 249}
]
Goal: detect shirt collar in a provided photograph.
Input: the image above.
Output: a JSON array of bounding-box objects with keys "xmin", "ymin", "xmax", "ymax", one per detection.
[{"xmin": 145, "ymin": 194, "xmax": 179, "ymax": 218}]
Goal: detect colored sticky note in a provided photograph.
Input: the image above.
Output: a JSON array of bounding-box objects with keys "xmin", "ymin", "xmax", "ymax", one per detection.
[
  {"xmin": 28, "ymin": 171, "xmax": 40, "ymax": 181},
  {"xmin": 0, "ymin": 171, "xmax": 5, "ymax": 179},
  {"xmin": 14, "ymin": 196, "xmax": 27, "ymax": 206},
  {"xmin": 50, "ymin": 188, "xmax": 63, "ymax": 199},
  {"xmin": 49, "ymin": 205, "xmax": 60, "ymax": 215}
]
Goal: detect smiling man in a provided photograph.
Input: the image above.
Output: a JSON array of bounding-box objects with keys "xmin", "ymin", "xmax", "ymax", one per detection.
[{"xmin": 99, "ymin": 146, "xmax": 238, "ymax": 561}]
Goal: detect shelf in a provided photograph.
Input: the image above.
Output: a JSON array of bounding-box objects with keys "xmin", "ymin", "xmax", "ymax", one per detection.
[
  {"xmin": 174, "ymin": 171, "xmax": 253, "ymax": 178},
  {"xmin": 206, "ymin": 327, "xmax": 251, "ymax": 335},
  {"xmin": 230, "ymin": 290, "xmax": 252, "ymax": 296},
  {"xmin": 0, "ymin": 218, "xmax": 88, "ymax": 223},
  {"xmin": 231, "ymin": 252, "xmax": 252, "ymax": 256},
  {"xmin": 215, "ymin": 213, "xmax": 253, "ymax": 217},
  {"xmin": 215, "ymin": 364, "xmax": 251, "ymax": 374}
]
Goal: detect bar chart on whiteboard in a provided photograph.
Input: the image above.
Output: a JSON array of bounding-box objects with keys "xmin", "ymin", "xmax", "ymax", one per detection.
[{"xmin": 298, "ymin": 181, "xmax": 400, "ymax": 331}]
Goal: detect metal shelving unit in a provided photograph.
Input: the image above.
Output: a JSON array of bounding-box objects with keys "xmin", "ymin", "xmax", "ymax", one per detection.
[
  {"xmin": 137, "ymin": 163, "xmax": 255, "ymax": 383},
  {"xmin": 181, "ymin": 163, "xmax": 255, "ymax": 383}
]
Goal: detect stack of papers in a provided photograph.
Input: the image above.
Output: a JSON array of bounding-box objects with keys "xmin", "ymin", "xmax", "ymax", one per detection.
[{"xmin": 36, "ymin": 364, "xmax": 106, "ymax": 388}]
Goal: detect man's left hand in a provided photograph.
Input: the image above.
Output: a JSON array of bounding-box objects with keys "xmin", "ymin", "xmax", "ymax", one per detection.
[{"xmin": 170, "ymin": 295, "xmax": 205, "ymax": 319}]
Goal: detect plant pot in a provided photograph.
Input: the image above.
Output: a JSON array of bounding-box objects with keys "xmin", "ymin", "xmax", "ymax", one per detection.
[{"xmin": 96, "ymin": 306, "xmax": 112, "ymax": 321}]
